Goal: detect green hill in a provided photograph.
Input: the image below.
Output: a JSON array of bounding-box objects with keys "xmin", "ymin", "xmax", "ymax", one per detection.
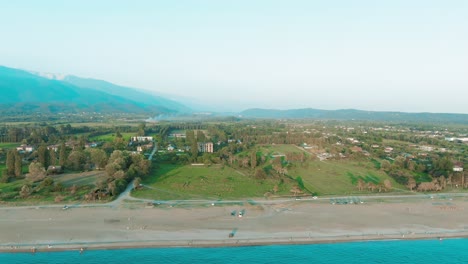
[{"xmin": 0, "ymin": 66, "xmax": 188, "ymax": 114}]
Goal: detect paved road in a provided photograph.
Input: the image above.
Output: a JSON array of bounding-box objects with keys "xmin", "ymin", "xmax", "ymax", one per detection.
[{"xmin": 2, "ymin": 140, "xmax": 468, "ymax": 209}]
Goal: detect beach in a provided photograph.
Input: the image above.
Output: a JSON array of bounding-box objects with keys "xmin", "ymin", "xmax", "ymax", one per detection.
[{"xmin": 1, "ymin": 197, "xmax": 467, "ymax": 252}]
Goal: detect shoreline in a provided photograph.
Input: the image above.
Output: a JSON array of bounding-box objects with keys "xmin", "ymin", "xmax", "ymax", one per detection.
[
  {"xmin": 2, "ymin": 198, "xmax": 468, "ymax": 254},
  {"xmin": 1, "ymin": 232, "xmax": 466, "ymax": 253}
]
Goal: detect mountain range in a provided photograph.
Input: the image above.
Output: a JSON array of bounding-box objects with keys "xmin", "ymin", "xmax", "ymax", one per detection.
[
  {"xmin": 0, "ymin": 66, "xmax": 188, "ymax": 115},
  {"xmin": 240, "ymin": 108, "xmax": 468, "ymax": 124},
  {"xmin": 2, "ymin": 65, "xmax": 468, "ymax": 124}
]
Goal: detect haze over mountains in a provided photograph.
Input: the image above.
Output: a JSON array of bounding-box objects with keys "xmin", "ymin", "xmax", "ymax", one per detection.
[
  {"xmin": 0, "ymin": 66, "xmax": 188, "ymax": 114},
  {"xmin": 1, "ymin": 65, "xmax": 468, "ymax": 124}
]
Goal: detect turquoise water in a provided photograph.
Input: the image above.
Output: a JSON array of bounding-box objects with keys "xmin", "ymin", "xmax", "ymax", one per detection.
[{"xmin": 1, "ymin": 239, "xmax": 467, "ymax": 264}]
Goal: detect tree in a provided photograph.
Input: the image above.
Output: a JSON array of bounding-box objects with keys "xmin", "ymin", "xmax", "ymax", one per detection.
[
  {"xmin": 137, "ymin": 123, "xmax": 146, "ymax": 136},
  {"xmin": 191, "ymin": 140, "xmax": 198, "ymax": 159},
  {"xmin": 49, "ymin": 148, "xmax": 57, "ymax": 167},
  {"xmin": 59, "ymin": 142, "xmax": 67, "ymax": 167},
  {"xmin": 88, "ymin": 148, "xmax": 108, "ymax": 169},
  {"xmin": 26, "ymin": 162, "xmax": 46, "ymax": 182},
  {"xmin": 380, "ymin": 160, "xmax": 391, "ymax": 171},
  {"xmin": 67, "ymin": 150, "xmax": 87, "ymax": 171},
  {"xmin": 250, "ymin": 150, "xmax": 257, "ymax": 169},
  {"xmin": 357, "ymin": 178, "xmax": 365, "ymax": 191},
  {"xmin": 6, "ymin": 149, "xmax": 15, "ymax": 176},
  {"xmin": 133, "ymin": 177, "xmax": 142, "ymax": 189},
  {"xmin": 14, "ymin": 151, "xmax": 22, "ymax": 177},
  {"xmin": 383, "ymin": 179, "xmax": 392, "ymax": 191},
  {"xmin": 273, "ymin": 184, "xmax": 279, "ymax": 194},
  {"xmin": 108, "ymin": 181, "xmax": 117, "ymax": 196},
  {"xmin": 197, "ymin": 130, "xmax": 206, "ymax": 142},
  {"xmin": 0, "ymin": 169, "xmax": 10, "ymax": 183},
  {"xmin": 19, "ymin": 184, "xmax": 31, "ymax": 198},
  {"xmin": 37, "ymin": 143, "xmax": 49, "ymax": 168},
  {"xmin": 296, "ymin": 176, "xmax": 305, "ymax": 190},
  {"xmin": 407, "ymin": 177, "xmax": 416, "ymax": 191},
  {"xmin": 254, "ymin": 168, "xmax": 267, "ymax": 179}
]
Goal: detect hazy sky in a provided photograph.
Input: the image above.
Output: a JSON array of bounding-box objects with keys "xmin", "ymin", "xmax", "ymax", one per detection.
[{"xmin": 1, "ymin": 0, "xmax": 467, "ymax": 113}]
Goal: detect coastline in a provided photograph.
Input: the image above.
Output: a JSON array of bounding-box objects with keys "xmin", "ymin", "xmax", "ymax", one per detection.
[
  {"xmin": 1, "ymin": 233, "xmax": 466, "ymax": 253},
  {"xmin": 2, "ymin": 198, "xmax": 468, "ymax": 253}
]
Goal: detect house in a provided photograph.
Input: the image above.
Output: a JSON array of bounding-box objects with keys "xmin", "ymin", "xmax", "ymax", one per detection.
[
  {"xmin": 454, "ymin": 162, "xmax": 464, "ymax": 172},
  {"xmin": 169, "ymin": 133, "xmax": 186, "ymax": 138},
  {"xmin": 131, "ymin": 136, "xmax": 153, "ymax": 142},
  {"xmin": 384, "ymin": 147, "xmax": 393, "ymax": 153},
  {"xmin": 85, "ymin": 142, "xmax": 98, "ymax": 148},
  {"xmin": 198, "ymin": 142, "xmax": 214, "ymax": 153},
  {"xmin": 16, "ymin": 144, "xmax": 34, "ymax": 153},
  {"xmin": 47, "ymin": 145, "xmax": 59, "ymax": 152}
]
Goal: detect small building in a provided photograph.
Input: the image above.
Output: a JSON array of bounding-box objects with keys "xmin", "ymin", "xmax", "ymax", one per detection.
[
  {"xmin": 454, "ymin": 162, "xmax": 464, "ymax": 172},
  {"xmin": 131, "ymin": 136, "xmax": 154, "ymax": 142},
  {"xmin": 167, "ymin": 145, "xmax": 175, "ymax": 152},
  {"xmin": 16, "ymin": 144, "xmax": 34, "ymax": 153},
  {"xmin": 384, "ymin": 147, "xmax": 394, "ymax": 153},
  {"xmin": 47, "ymin": 145, "xmax": 59, "ymax": 152},
  {"xmin": 198, "ymin": 142, "xmax": 214, "ymax": 153}
]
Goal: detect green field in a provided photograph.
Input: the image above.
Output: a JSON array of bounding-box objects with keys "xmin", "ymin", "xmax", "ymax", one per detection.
[
  {"xmin": 52, "ymin": 171, "xmax": 105, "ymax": 187},
  {"xmin": 89, "ymin": 132, "xmax": 135, "ymax": 142},
  {"xmin": 0, "ymin": 143, "xmax": 20, "ymax": 149},
  {"xmin": 133, "ymin": 164, "xmax": 294, "ymax": 200},
  {"xmin": 258, "ymin": 144, "xmax": 305, "ymax": 156},
  {"xmin": 287, "ymin": 160, "xmax": 405, "ymax": 195}
]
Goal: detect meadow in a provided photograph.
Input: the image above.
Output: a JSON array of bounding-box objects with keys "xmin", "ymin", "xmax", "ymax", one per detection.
[
  {"xmin": 89, "ymin": 132, "xmax": 135, "ymax": 142},
  {"xmin": 133, "ymin": 164, "xmax": 295, "ymax": 200}
]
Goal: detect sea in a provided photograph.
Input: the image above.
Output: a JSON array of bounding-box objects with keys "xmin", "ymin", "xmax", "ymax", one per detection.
[{"xmin": 1, "ymin": 239, "xmax": 467, "ymax": 264}]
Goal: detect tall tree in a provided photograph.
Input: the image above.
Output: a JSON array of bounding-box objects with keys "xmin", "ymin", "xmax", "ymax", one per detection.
[
  {"xmin": 14, "ymin": 151, "xmax": 22, "ymax": 177},
  {"xmin": 88, "ymin": 148, "xmax": 108, "ymax": 170},
  {"xmin": 137, "ymin": 123, "xmax": 146, "ymax": 136},
  {"xmin": 6, "ymin": 149, "xmax": 15, "ymax": 176},
  {"xmin": 49, "ymin": 148, "xmax": 57, "ymax": 167},
  {"xmin": 67, "ymin": 150, "xmax": 87, "ymax": 171},
  {"xmin": 59, "ymin": 142, "xmax": 67, "ymax": 167},
  {"xmin": 197, "ymin": 130, "xmax": 206, "ymax": 142},
  {"xmin": 191, "ymin": 140, "xmax": 199, "ymax": 159},
  {"xmin": 37, "ymin": 143, "xmax": 49, "ymax": 168}
]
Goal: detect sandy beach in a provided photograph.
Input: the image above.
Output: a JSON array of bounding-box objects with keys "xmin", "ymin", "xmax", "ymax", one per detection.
[{"xmin": 1, "ymin": 197, "xmax": 467, "ymax": 252}]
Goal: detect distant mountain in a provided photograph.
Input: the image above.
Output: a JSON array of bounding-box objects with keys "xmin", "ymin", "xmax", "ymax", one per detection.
[
  {"xmin": 0, "ymin": 66, "xmax": 189, "ymax": 115},
  {"xmin": 63, "ymin": 75, "xmax": 190, "ymax": 113},
  {"xmin": 240, "ymin": 108, "xmax": 468, "ymax": 124}
]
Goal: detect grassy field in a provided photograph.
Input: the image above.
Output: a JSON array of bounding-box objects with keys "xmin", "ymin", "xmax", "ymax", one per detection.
[
  {"xmin": 287, "ymin": 160, "xmax": 405, "ymax": 195},
  {"xmin": 89, "ymin": 132, "xmax": 136, "ymax": 142},
  {"xmin": 133, "ymin": 164, "xmax": 295, "ymax": 200},
  {"xmin": 0, "ymin": 169, "xmax": 101, "ymax": 203},
  {"xmin": 258, "ymin": 144, "xmax": 305, "ymax": 155},
  {"xmin": 0, "ymin": 143, "xmax": 20, "ymax": 149},
  {"xmin": 52, "ymin": 171, "xmax": 105, "ymax": 187}
]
